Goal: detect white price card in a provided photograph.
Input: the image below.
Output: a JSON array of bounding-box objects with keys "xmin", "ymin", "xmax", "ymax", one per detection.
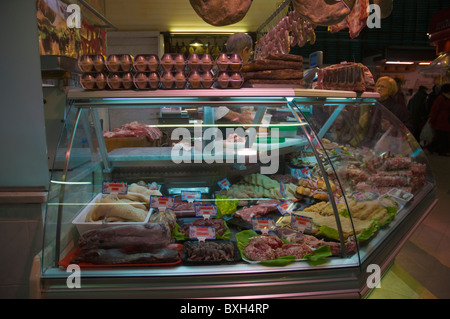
[
  {"xmin": 217, "ymin": 178, "xmax": 231, "ymax": 190},
  {"xmin": 194, "ymin": 204, "xmax": 218, "ymax": 218},
  {"xmin": 189, "ymin": 225, "xmax": 216, "ymax": 241},
  {"xmin": 102, "ymin": 181, "xmax": 128, "ymax": 195},
  {"xmin": 276, "ymin": 200, "xmax": 295, "ymax": 215},
  {"xmin": 291, "ymin": 214, "xmax": 313, "ymax": 231},
  {"xmin": 251, "ymin": 218, "xmax": 276, "ymax": 234},
  {"xmin": 181, "ymin": 190, "xmax": 202, "ymax": 202},
  {"xmin": 150, "ymin": 195, "xmax": 174, "ymax": 210}
]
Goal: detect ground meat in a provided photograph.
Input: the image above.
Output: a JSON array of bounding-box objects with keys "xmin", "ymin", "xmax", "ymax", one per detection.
[
  {"xmin": 243, "ymin": 235, "xmax": 283, "ymax": 261},
  {"xmin": 275, "ymin": 243, "xmax": 313, "ymax": 259}
]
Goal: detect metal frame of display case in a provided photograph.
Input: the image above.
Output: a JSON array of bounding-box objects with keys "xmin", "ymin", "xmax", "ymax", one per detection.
[{"xmin": 39, "ymin": 88, "xmax": 437, "ymax": 299}]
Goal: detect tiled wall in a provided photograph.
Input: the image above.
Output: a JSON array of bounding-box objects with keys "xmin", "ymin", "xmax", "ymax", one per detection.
[{"xmin": 0, "ymin": 204, "xmax": 44, "ymax": 298}]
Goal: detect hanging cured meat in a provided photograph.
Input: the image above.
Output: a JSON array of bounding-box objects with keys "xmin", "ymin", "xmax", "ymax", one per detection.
[
  {"xmin": 291, "ymin": 0, "xmax": 356, "ymax": 26},
  {"xmin": 329, "ymin": 0, "xmax": 369, "ymax": 39},
  {"xmin": 373, "ymin": 0, "xmax": 394, "ymax": 19},
  {"xmin": 189, "ymin": 0, "xmax": 253, "ymax": 26},
  {"xmin": 256, "ymin": 10, "xmax": 316, "ymax": 59}
]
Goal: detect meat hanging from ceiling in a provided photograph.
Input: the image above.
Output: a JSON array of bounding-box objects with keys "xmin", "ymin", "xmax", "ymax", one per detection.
[
  {"xmin": 291, "ymin": 0, "xmax": 356, "ymax": 26},
  {"xmin": 189, "ymin": 0, "xmax": 253, "ymax": 26},
  {"xmin": 328, "ymin": 0, "xmax": 370, "ymax": 39},
  {"xmin": 256, "ymin": 10, "xmax": 316, "ymax": 60}
]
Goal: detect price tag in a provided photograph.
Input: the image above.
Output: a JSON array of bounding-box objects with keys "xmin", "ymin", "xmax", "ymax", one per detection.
[
  {"xmin": 293, "ymin": 168, "xmax": 303, "ymax": 178},
  {"xmin": 353, "ymin": 191, "xmax": 377, "ymax": 202},
  {"xmin": 102, "ymin": 181, "xmax": 128, "ymax": 195},
  {"xmin": 251, "ymin": 218, "xmax": 276, "ymax": 234},
  {"xmin": 150, "ymin": 195, "xmax": 174, "ymax": 210},
  {"xmin": 189, "ymin": 225, "xmax": 216, "ymax": 241},
  {"xmin": 300, "ymin": 167, "xmax": 310, "ymax": 178},
  {"xmin": 280, "ymin": 181, "xmax": 287, "ymax": 198},
  {"xmin": 181, "ymin": 190, "xmax": 202, "ymax": 202},
  {"xmin": 194, "ymin": 204, "xmax": 218, "ymax": 218},
  {"xmin": 217, "ymin": 178, "xmax": 231, "ymax": 190},
  {"xmin": 291, "ymin": 214, "xmax": 313, "ymax": 232},
  {"xmin": 276, "ymin": 200, "xmax": 295, "ymax": 215}
]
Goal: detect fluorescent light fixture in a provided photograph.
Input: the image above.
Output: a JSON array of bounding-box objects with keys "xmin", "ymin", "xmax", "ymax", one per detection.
[
  {"xmin": 385, "ymin": 61, "xmax": 415, "ymax": 65},
  {"xmin": 418, "ymin": 62, "xmax": 431, "ymax": 65},
  {"xmin": 50, "ymin": 180, "xmax": 92, "ymax": 185}
]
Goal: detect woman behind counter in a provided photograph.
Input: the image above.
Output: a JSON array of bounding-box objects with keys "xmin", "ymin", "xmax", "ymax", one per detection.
[{"xmin": 215, "ymin": 33, "xmax": 254, "ymax": 124}]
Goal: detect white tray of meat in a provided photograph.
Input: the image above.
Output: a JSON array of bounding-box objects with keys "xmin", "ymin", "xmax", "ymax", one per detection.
[{"xmin": 72, "ymin": 193, "xmax": 151, "ymax": 235}]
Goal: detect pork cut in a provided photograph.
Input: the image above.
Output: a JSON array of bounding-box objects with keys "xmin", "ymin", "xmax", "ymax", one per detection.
[
  {"xmin": 243, "ymin": 235, "xmax": 283, "ymax": 261},
  {"xmin": 292, "ymin": 0, "xmax": 355, "ymax": 26},
  {"xmin": 103, "ymin": 121, "xmax": 162, "ymax": 141},
  {"xmin": 189, "ymin": 0, "xmax": 252, "ymax": 26}
]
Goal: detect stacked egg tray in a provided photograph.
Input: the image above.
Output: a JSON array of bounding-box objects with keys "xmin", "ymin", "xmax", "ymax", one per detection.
[{"xmin": 78, "ymin": 53, "xmax": 244, "ymax": 90}]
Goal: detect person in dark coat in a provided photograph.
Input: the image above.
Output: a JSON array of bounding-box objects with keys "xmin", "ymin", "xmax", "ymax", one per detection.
[
  {"xmin": 368, "ymin": 76, "xmax": 414, "ymax": 139},
  {"xmin": 407, "ymin": 86, "xmax": 429, "ymax": 141},
  {"xmin": 428, "ymin": 83, "xmax": 450, "ymax": 156}
]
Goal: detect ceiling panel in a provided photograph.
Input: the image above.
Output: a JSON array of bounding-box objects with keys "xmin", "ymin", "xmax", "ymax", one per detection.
[{"xmin": 104, "ymin": 0, "xmax": 283, "ymax": 33}]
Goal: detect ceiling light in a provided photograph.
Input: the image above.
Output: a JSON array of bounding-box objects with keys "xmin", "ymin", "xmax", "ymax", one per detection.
[
  {"xmin": 385, "ymin": 61, "xmax": 415, "ymax": 65},
  {"xmin": 418, "ymin": 62, "xmax": 432, "ymax": 65},
  {"xmin": 189, "ymin": 38, "xmax": 203, "ymax": 47}
]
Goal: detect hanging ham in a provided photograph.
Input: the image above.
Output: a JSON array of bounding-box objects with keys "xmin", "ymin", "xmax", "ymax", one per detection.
[
  {"xmin": 291, "ymin": 0, "xmax": 356, "ymax": 26},
  {"xmin": 189, "ymin": 0, "xmax": 253, "ymax": 26}
]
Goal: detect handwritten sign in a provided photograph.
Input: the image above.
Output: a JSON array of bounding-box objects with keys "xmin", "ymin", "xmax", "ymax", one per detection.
[
  {"xmin": 251, "ymin": 218, "xmax": 276, "ymax": 234},
  {"xmin": 194, "ymin": 204, "xmax": 218, "ymax": 218},
  {"xmin": 291, "ymin": 214, "xmax": 313, "ymax": 231},
  {"xmin": 189, "ymin": 225, "xmax": 216, "ymax": 241},
  {"xmin": 102, "ymin": 181, "xmax": 128, "ymax": 195},
  {"xmin": 217, "ymin": 178, "xmax": 231, "ymax": 190},
  {"xmin": 181, "ymin": 190, "xmax": 202, "ymax": 202},
  {"xmin": 276, "ymin": 200, "xmax": 295, "ymax": 215},
  {"xmin": 150, "ymin": 195, "xmax": 174, "ymax": 210}
]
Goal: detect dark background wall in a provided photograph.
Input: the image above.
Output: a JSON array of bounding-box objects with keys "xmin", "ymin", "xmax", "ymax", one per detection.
[{"xmin": 292, "ymin": 0, "xmax": 450, "ymax": 64}]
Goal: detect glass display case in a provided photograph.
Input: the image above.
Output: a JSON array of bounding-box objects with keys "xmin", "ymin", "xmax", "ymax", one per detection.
[{"xmin": 39, "ymin": 88, "xmax": 437, "ymax": 298}]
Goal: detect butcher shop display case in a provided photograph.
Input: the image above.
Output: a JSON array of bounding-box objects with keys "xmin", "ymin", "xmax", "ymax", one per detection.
[{"xmin": 39, "ymin": 88, "xmax": 437, "ymax": 298}]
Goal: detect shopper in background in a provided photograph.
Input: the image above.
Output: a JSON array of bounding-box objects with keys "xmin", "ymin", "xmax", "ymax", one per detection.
[
  {"xmin": 393, "ymin": 77, "xmax": 407, "ymax": 108},
  {"xmin": 407, "ymin": 85, "xmax": 429, "ymax": 141},
  {"xmin": 215, "ymin": 33, "xmax": 254, "ymax": 124},
  {"xmin": 371, "ymin": 76, "xmax": 414, "ymax": 133},
  {"xmin": 428, "ymin": 83, "xmax": 450, "ymax": 156},
  {"xmin": 427, "ymin": 84, "xmax": 441, "ymax": 115}
]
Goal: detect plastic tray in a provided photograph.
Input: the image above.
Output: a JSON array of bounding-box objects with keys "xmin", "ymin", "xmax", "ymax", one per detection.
[{"xmin": 71, "ymin": 193, "xmax": 151, "ymax": 235}]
